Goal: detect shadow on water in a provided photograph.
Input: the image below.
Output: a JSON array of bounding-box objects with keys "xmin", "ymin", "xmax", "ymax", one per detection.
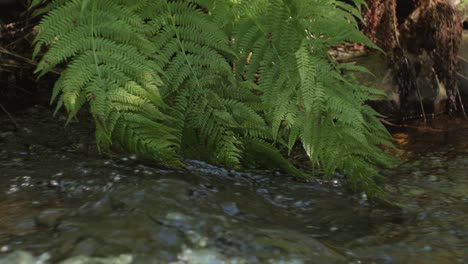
[{"xmin": 0, "ymin": 106, "xmax": 467, "ymax": 263}]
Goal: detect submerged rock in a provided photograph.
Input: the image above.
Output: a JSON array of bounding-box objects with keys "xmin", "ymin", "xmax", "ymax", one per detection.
[
  {"xmin": 35, "ymin": 209, "xmax": 66, "ymax": 228},
  {"xmin": 221, "ymin": 202, "xmax": 240, "ymax": 216}
]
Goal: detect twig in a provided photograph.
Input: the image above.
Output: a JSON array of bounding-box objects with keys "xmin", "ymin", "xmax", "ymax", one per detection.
[
  {"xmin": 6, "ymin": 32, "xmax": 33, "ymax": 48},
  {"xmin": 379, "ymin": 118, "xmax": 445, "ymax": 132},
  {"xmin": 455, "ymin": 72, "xmax": 468, "ymax": 119},
  {"xmin": 0, "ymin": 47, "xmax": 60, "ymax": 75},
  {"xmin": 415, "ymin": 85, "xmax": 427, "ymax": 124},
  {"xmin": 457, "ymin": 55, "xmax": 468, "ymax": 64},
  {"xmin": 0, "ymin": 47, "xmax": 35, "ymax": 64},
  {"xmin": 455, "ymin": 85, "xmax": 467, "ymax": 119},
  {"xmin": 456, "ymin": 71, "xmax": 468, "ymax": 81},
  {"xmin": 404, "ymin": 54, "xmax": 427, "ymax": 124},
  {"xmin": 0, "ymin": 104, "xmax": 19, "ymax": 130},
  {"xmin": 0, "ymin": 80, "xmax": 34, "ymax": 95}
]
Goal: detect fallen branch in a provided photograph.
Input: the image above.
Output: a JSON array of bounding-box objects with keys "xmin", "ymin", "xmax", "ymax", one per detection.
[
  {"xmin": 0, "ymin": 103, "xmax": 19, "ymax": 130},
  {"xmin": 0, "ymin": 47, "xmax": 60, "ymax": 75},
  {"xmin": 379, "ymin": 118, "xmax": 446, "ymax": 132}
]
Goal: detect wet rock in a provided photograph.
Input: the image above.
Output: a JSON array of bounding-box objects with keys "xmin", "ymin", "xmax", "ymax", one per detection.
[
  {"xmin": 54, "ymin": 236, "xmax": 132, "ymax": 261},
  {"xmin": 47, "ymin": 180, "xmax": 60, "ymax": 188},
  {"xmin": 15, "ymin": 218, "xmax": 36, "ymax": 230},
  {"xmin": 428, "ymin": 175, "xmax": 439, "ymax": 182},
  {"xmin": 186, "ymin": 231, "xmax": 208, "ymax": 248},
  {"xmin": 0, "ymin": 245, "xmax": 10, "ymax": 253},
  {"xmin": 184, "ymin": 160, "xmax": 229, "ymax": 177},
  {"xmin": 0, "ymin": 251, "xmax": 50, "ymax": 264},
  {"xmin": 172, "ymin": 248, "xmax": 243, "ymax": 264},
  {"xmin": 35, "ymin": 209, "xmax": 66, "ymax": 228},
  {"xmin": 166, "ymin": 212, "xmax": 191, "ymax": 223},
  {"xmin": 153, "ymin": 227, "xmax": 181, "ymax": 246},
  {"xmin": 221, "ymin": 202, "xmax": 240, "ymax": 216},
  {"xmin": 71, "ymin": 238, "xmax": 98, "ymax": 256},
  {"xmin": 60, "ymin": 254, "xmax": 133, "ymax": 264},
  {"xmin": 0, "ymin": 131, "xmax": 14, "ymax": 138}
]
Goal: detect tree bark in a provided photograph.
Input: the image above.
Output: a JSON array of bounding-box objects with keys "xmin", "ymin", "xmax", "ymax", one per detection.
[{"xmin": 362, "ymin": 0, "xmax": 463, "ymax": 118}]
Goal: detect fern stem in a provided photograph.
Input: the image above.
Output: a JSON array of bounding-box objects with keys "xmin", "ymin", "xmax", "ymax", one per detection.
[
  {"xmin": 164, "ymin": 0, "xmax": 201, "ymax": 88},
  {"xmin": 89, "ymin": 0, "xmax": 108, "ymax": 139},
  {"xmin": 90, "ymin": 0, "xmax": 102, "ymax": 80}
]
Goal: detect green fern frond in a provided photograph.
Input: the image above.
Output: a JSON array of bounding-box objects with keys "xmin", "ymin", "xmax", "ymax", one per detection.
[
  {"xmin": 242, "ymin": 138, "xmax": 307, "ymax": 179},
  {"xmin": 34, "ymin": 0, "xmax": 179, "ymax": 165},
  {"xmin": 232, "ymin": 0, "xmax": 395, "ymax": 196}
]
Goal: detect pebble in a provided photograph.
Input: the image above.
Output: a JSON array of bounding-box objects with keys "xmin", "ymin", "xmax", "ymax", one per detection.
[
  {"xmin": 166, "ymin": 212, "xmax": 187, "ymax": 222},
  {"xmin": 422, "ymin": 245, "xmax": 432, "ymax": 251},
  {"xmin": 143, "ymin": 170, "xmax": 154, "ymax": 175},
  {"xmin": 428, "ymin": 175, "xmax": 438, "ymax": 182},
  {"xmin": 221, "ymin": 202, "xmax": 240, "ymax": 216},
  {"xmin": 332, "ymin": 179, "xmax": 341, "ymax": 187},
  {"xmin": 47, "ymin": 180, "xmax": 59, "ymax": 188},
  {"xmin": 0, "ymin": 132, "xmax": 14, "ymax": 138},
  {"xmin": 1, "ymin": 245, "xmax": 10, "ymax": 253},
  {"xmin": 22, "ymin": 127, "xmax": 32, "ymax": 134},
  {"xmin": 186, "ymin": 231, "xmax": 208, "ymax": 247}
]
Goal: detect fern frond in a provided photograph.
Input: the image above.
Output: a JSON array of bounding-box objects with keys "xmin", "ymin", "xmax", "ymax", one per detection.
[
  {"xmin": 34, "ymin": 0, "xmax": 179, "ymax": 165},
  {"xmin": 232, "ymin": 0, "xmax": 395, "ymax": 196}
]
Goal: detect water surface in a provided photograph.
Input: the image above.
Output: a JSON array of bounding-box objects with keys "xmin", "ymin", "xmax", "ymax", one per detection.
[{"xmin": 0, "ymin": 107, "xmax": 467, "ymax": 263}]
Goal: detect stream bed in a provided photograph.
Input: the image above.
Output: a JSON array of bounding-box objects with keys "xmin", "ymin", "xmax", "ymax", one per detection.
[{"xmin": 0, "ymin": 106, "xmax": 467, "ymax": 263}]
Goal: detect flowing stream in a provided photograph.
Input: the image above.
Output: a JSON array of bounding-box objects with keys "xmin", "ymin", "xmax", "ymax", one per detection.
[{"xmin": 0, "ymin": 106, "xmax": 467, "ymax": 264}]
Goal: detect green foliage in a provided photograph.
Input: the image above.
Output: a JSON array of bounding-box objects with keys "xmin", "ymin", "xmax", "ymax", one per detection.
[
  {"xmin": 33, "ymin": 0, "xmax": 395, "ymax": 196},
  {"xmin": 33, "ymin": 0, "xmax": 180, "ymax": 166},
  {"xmin": 231, "ymin": 0, "xmax": 394, "ymax": 196}
]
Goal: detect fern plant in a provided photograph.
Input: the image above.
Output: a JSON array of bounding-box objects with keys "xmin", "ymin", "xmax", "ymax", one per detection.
[
  {"xmin": 231, "ymin": 0, "xmax": 395, "ymax": 195},
  {"xmin": 33, "ymin": 0, "xmax": 395, "ymax": 196}
]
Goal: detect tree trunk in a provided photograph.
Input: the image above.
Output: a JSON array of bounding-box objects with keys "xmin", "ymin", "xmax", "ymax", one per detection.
[{"xmin": 363, "ymin": 0, "xmax": 464, "ymax": 119}]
